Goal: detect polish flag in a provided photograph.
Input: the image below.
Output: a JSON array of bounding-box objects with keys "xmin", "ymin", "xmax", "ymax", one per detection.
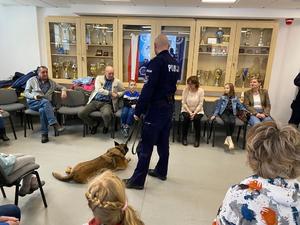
[{"xmin": 128, "ymin": 33, "xmax": 139, "ymax": 82}]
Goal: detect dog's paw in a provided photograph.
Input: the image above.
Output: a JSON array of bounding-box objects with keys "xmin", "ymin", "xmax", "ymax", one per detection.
[{"xmin": 65, "ymin": 166, "xmax": 72, "ymax": 174}]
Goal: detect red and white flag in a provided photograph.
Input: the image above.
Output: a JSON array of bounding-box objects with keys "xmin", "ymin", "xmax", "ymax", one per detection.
[{"xmin": 128, "ymin": 33, "xmax": 139, "ymax": 82}]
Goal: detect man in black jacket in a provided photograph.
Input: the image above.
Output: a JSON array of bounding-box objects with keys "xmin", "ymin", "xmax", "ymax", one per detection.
[{"xmin": 289, "ymin": 72, "xmax": 300, "ymax": 127}]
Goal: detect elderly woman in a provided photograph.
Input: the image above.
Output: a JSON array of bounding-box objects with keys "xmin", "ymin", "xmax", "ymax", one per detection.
[
  {"xmin": 213, "ymin": 121, "xmax": 300, "ymax": 224},
  {"xmin": 244, "ymin": 77, "xmax": 272, "ymax": 126},
  {"xmin": 181, "ymin": 76, "xmax": 204, "ymax": 147}
]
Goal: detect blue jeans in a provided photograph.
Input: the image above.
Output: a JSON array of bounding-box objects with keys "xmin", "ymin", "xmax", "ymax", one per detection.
[
  {"xmin": 0, "ymin": 117, "xmax": 4, "ymax": 129},
  {"xmin": 121, "ymin": 107, "xmax": 135, "ymax": 126},
  {"xmin": 0, "ymin": 204, "xmax": 21, "ymax": 220},
  {"xmin": 27, "ymin": 98, "xmax": 57, "ymax": 135},
  {"xmin": 248, "ymin": 109, "xmax": 272, "ymax": 126}
]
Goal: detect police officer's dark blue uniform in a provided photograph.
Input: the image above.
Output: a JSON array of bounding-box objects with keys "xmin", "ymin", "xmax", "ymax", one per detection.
[{"xmin": 125, "ymin": 42, "xmax": 180, "ymax": 189}]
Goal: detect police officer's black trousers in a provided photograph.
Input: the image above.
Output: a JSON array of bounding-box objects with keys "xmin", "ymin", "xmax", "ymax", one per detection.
[{"xmin": 129, "ymin": 105, "xmax": 173, "ymax": 186}]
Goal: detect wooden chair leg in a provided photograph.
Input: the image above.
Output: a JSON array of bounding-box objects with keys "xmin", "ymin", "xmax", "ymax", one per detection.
[
  {"xmin": 33, "ymin": 171, "xmax": 48, "ymax": 208},
  {"xmin": 14, "ymin": 182, "xmax": 20, "ymax": 206},
  {"xmin": 8, "ymin": 116, "xmax": 17, "ymax": 140},
  {"xmin": 1, "ymin": 187, "xmax": 6, "ymax": 198}
]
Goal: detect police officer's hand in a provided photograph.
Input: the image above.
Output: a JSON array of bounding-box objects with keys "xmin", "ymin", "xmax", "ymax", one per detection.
[
  {"xmin": 134, "ymin": 115, "xmax": 139, "ymax": 121},
  {"xmin": 111, "ymin": 92, "xmax": 118, "ymax": 99}
]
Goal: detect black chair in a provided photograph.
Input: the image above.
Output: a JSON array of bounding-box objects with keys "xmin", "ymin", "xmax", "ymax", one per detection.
[
  {"xmin": 56, "ymin": 90, "xmax": 87, "ymax": 136},
  {"xmin": 0, "ymin": 89, "xmax": 25, "ymax": 127},
  {"xmin": 1, "ymin": 111, "xmax": 17, "ymax": 140},
  {"xmin": 0, "ymin": 163, "xmax": 47, "ymax": 207}
]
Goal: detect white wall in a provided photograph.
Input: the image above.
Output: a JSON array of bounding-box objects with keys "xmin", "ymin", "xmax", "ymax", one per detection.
[
  {"xmin": 0, "ymin": 6, "xmax": 40, "ymax": 80},
  {"xmin": 269, "ymin": 19, "xmax": 300, "ymax": 124},
  {"xmin": 1, "ymin": 4, "xmax": 300, "ymax": 123}
]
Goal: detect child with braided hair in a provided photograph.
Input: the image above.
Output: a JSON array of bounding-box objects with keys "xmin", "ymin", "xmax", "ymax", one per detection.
[{"xmin": 85, "ymin": 170, "xmax": 144, "ymax": 225}]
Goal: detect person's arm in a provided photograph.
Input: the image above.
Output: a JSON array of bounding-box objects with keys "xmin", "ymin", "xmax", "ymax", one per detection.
[
  {"xmin": 236, "ymin": 98, "xmax": 246, "ymax": 111},
  {"xmin": 213, "ymin": 98, "xmax": 221, "ymax": 117},
  {"xmin": 294, "ymin": 72, "xmax": 300, "ymax": 87},
  {"xmin": 194, "ymin": 89, "xmax": 204, "ymax": 114},
  {"xmin": 134, "ymin": 58, "xmax": 161, "ymax": 118},
  {"xmin": 116, "ymin": 80, "xmax": 125, "ymax": 98},
  {"xmin": 94, "ymin": 76, "xmax": 110, "ymax": 96},
  {"xmin": 24, "ymin": 78, "xmax": 35, "ymax": 99},
  {"xmin": 263, "ymin": 90, "xmax": 271, "ymax": 116},
  {"xmin": 182, "ymin": 88, "xmax": 192, "ymax": 114},
  {"xmin": 243, "ymin": 91, "xmax": 257, "ymax": 115},
  {"xmin": 54, "ymin": 81, "xmax": 67, "ymax": 99}
]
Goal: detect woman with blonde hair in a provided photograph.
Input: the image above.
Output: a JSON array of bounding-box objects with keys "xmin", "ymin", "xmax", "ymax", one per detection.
[
  {"xmin": 85, "ymin": 170, "xmax": 144, "ymax": 225},
  {"xmin": 213, "ymin": 121, "xmax": 300, "ymax": 224}
]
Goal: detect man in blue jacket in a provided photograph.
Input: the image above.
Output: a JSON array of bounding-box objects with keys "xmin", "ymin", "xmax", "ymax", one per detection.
[{"xmin": 124, "ymin": 34, "xmax": 180, "ymax": 190}]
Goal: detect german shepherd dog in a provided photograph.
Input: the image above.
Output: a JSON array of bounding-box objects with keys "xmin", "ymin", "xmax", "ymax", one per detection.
[{"xmin": 52, "ymin": 142, "xmax": 130, "ymax": 184}]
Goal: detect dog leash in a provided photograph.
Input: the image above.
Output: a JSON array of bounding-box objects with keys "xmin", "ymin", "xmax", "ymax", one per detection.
[{"xmin": 125, "ymin": 118, "xmax": 143, "ymax": 155}]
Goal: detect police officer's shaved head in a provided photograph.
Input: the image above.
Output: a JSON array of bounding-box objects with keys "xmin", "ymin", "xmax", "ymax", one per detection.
[{"xmin": 154, "ymin": 34, "xmax": 170, "ymax": 55}]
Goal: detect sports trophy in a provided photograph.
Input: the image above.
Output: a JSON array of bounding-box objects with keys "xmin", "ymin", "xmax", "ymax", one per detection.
[
  {"xmin": 86, "ymin": 25, "xmax": 93, "ymax": 44},
  {"xmin": 52, "ymin": 62, "xmax": 60, "ymax": 79},
  {"xmin": 200, "ymin": 26, "xmax": 206, "ymax": 45},
  {"xmin": 204, "ymin": 71, "xmax": 210, "ymax": 85},
  {"xmin": 90, "ymin": 64, "xmax": 97, "ymax": 76},
  {"xmin": 63, "ymin": 61, "xmax": 71, "ymax": 79},
  {"xmin": 70, "ymin": 26, "xmax": 76, "ymax": 44},
  {"xmin": 102, "ymin": 29, "xmax": 107, "ymax": 45},
  {"xmin": 71, "ymin": 63, "xmax": 77, "ymax": 79},
  {"xmin": 216, "ymin": 28, "xmax": 224, "ymax": 44},
  {"xmin": 258, "ymin": 29, "xmax": 264, "ymax": 47},
  {"xmin": 244, "ymin": 29, "xmax": 252, "ymax": 46},
  {"xmin": 241, "ymin": 68, "xmax": 249, "ymax": 88},
  {"xmin": 214, "ymin": 68, "xmax": 222, "ymax": 86}
]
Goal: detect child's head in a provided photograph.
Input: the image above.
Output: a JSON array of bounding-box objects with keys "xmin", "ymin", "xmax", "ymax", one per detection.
[
  {"xmin": 85, "ymin": 170, "xmax": 144, "ymax": 225},
  {"xmin": 128, "ymin": 80, "xmax": 136, "ymax": 92}
]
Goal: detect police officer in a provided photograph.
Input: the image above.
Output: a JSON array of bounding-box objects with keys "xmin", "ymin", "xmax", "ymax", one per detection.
[{"xmin": 124, "ymin": 34, "xmax": 180, "ymax": 190}]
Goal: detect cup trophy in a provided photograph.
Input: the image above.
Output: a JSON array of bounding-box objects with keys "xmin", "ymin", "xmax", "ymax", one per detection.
[
  {"xmin": 214, "ymin": 68, "xmax": 222, "ymax": 87},
  {"xmin": 216, "ymin": 28, "xmax": 224, "ymax": 44},
  {"xmin": 86, "ymin": 25, "xmax": 93, "ymax": 44},
  {"xmin": 200, "ymin": 26, "xmax": 206, "ymax": 45},
  {"xmin": 99, "ymin": 59, "xmax": 106, "ymax": 74},
  {"xmin": 90, "ymin": 64, "xmax": 97, "ymax": 76},
  {"xmin": 96, "ymin": 49, "xmax": 103, "ymax": 56},
  {"xmin": 241, "ymin": 68, "xmax": 249, "ymax": 88},
  {"xmin": 102, "ymin": 29, "xmax": 107, "ymax": 45},
  {"xmin": 204, "ymin": 71, "xmax": 210, "ymax": 86},
  {"xmin": 244, "ymin": 29, "xmax": 252, "ymax": 46},
  {"xmin": 71, "ymin": 63, "xmax": 77, "ymax": 79},
  {"xmin": 52, "ymin": 62, "xmax": 60, "ymax": 79},
  {"xmin": 63, "ymin": 61, "xmax": 71, "ymax": 79},
  {"xmin": 258, "ymin": 29, "xmax": 264, "ymax": 47},
  {"xmin": 70, "ymin": 26, "xmax": 76, "ymax": 44}
]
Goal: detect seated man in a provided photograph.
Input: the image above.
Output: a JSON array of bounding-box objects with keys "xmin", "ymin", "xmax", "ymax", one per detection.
[
  {"xmin": 24, "ymin": 66, "xmax": 67, "ymax": 143},
  {"xmin": 78, "ymin": 66, "xmax": 124, "ymax": 134}
]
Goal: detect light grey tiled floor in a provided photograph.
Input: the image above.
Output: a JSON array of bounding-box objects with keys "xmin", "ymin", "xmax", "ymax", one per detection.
[{"xmin": 0, "ymin": 125, "xmax": 251, "ymax": 225}]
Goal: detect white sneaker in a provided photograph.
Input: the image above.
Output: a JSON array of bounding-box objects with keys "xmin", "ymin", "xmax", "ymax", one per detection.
[
  {"xmin": 224, "ymin": 136, "xmax": 229, "ymax": 146},
  {"xmin": 228, "ymin": 137, "xmax": 235, "ymax": 150}
]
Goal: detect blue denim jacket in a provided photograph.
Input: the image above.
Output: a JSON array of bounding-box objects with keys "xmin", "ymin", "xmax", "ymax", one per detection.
[{"xmin": 213, "ymin": 95, "xmax": 246, "ymax": 116}]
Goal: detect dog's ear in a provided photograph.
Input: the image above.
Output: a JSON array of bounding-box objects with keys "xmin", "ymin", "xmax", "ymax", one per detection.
[{"xmin": 114, "ymin": 141, "xmax": 120, "ymax": 146}]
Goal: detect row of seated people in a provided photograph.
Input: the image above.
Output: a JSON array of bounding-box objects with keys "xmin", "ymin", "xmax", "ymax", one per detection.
[
  {"xmin": 1, "ymin": 65, "xmax": 270, "ymax": 148},
  {"xmin": 0, "ymin": 121, "xmax": 299, "ymax": 225},
  {"xmin": 181, "ymin": 75, "xmax": 271, "ymax": 150}
]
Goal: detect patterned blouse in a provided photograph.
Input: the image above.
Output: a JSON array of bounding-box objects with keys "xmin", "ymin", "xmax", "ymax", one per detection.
[{"xmin": 213, "ymin": 175, "xmax": 300, "ymax": 225}]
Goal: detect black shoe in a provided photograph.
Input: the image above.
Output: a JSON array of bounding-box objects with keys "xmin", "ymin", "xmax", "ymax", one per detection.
[
  {"xmin": 103, "ymin": 127, "xmax": 109, "ymax": 134},
  {"xmin": 194, "ymin": 140, "xmax": 199, "ymax": 148},
  {"xmin": 0, "ymin": 134, "xmax": 9, "ymax": 141},
  {"xmin": 41, "ymin": 134, "xmax": 49, "ymax": 143},
  {"xmin": 90, "ymin": 126, "xmax": 98, "ymax": 135},
  {"xmin": 123, "ymin": 179, "xmax": 144, "ymax": 190},
  {"xmin": 182, "ymin": 138, "xmax": 188, "ymax": 146},
  {"xmin": 148, "ymin": 169, "xmax": 167, "ymax": 181}
]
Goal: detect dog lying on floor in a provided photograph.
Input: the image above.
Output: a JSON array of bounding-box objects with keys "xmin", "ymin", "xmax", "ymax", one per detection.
[{"xmin": 52, "ymin": 142, "xmax": 130, "ymax": 184}]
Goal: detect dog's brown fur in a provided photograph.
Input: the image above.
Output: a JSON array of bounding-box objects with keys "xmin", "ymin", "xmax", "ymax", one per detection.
[{"xmin": 52, "ymin": 142, "xmax": 130, "ymax": 184}]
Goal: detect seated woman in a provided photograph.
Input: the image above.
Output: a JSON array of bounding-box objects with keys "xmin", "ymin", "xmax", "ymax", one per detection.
[
  {"xmin": 0, "ymin": 153, "xmax": 45, "ymax": 196},
  {"xmin": 0, "ymin": 109, "xmax": 9, "ymax": 141},
  {"xmin": 85, "ymin": 170, "xmax": 144, "ymax": 225},
  {"xmin": 0, "ymin": 204, "xmax": 20, "ymax": 225},
  {"xmin": 211, "ymin": 83, "xmax": 246, "ymax": 151},
  {"xmin": 213, "ymin": 121, "xmax": 300, "ymax": 224},
  {"xmin": 244, "ymin": 77, "xmax": 272, "ymax": 126},
  {"xmin": 181, "ymin": 76, "xmax": 204, "ymax": 147}
]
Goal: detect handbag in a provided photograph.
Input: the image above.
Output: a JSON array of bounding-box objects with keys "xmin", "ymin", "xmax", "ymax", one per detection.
[{"xmin": 237, "ymin": 110, "xmax": 251, "ymax": 123}]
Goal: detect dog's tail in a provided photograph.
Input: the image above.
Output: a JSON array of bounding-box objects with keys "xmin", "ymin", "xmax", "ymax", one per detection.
[{"xmin": 52, "ymin": 171, "xmax": 74, "ymax": 182}]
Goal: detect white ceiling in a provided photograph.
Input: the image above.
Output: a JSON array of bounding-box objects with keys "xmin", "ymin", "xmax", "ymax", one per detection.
[{"xmin": 1, "ymin": 0, "xmax": 300, "ymax": 9}]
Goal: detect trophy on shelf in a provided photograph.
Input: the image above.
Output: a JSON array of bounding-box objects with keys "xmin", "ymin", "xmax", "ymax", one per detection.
[
  {"xmin": 90, "ymin": 64, "xmax": 97, "ymax": 76},
  {"xmin": 258, "ymin": 29, "xmax": 264, "ymax": 47},
  {"xmin": 241, "ymin": 68, "xmax": 249, "ymax": 88},
  {"xmin": 244, "ymin": 29, "xmax": 252, "ymax": 46},
  {"xmin": 52, "ymin": 62, "xmax": 60, "ymax": 79},
  {"xmin": 200, "ymin": 26, "xmax": 206, "ymax": 45},
  {"xmin": 63, "ymin": 61, "xmax": 71, "ymax": 79},
  {"xmin": 214, "ymin": 68, "xmax": 222, "ymax": 86},
  {"xmin": 71, "ymin": 62, "xmax": 77, "ymax": 79},
  {"xmin": 94, "ymin": 25, "xmax": 102, "ymax": 45},
  {"xmin": 204, "ymin": 70, "xmax": 210, "ymax": 85},
  {"xmin": 86, "ymin": 25, "xmax": 93, "ymax": 44},
  {"xmin": 102, "ymin": 29, "xmax": 107, "ymax": 45},
  {"xmin": 216, "ymin": 28, "xmax": 224, "ymax": 44},
  {"xmin": 96, "ymin": 49, "xmax": 103, "ymax": 56}
]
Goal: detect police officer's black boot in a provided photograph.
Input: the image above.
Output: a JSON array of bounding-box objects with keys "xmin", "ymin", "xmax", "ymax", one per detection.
[{"xmin": 0, "ymin": 128, "xmax": 9, "ymax": 141}]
